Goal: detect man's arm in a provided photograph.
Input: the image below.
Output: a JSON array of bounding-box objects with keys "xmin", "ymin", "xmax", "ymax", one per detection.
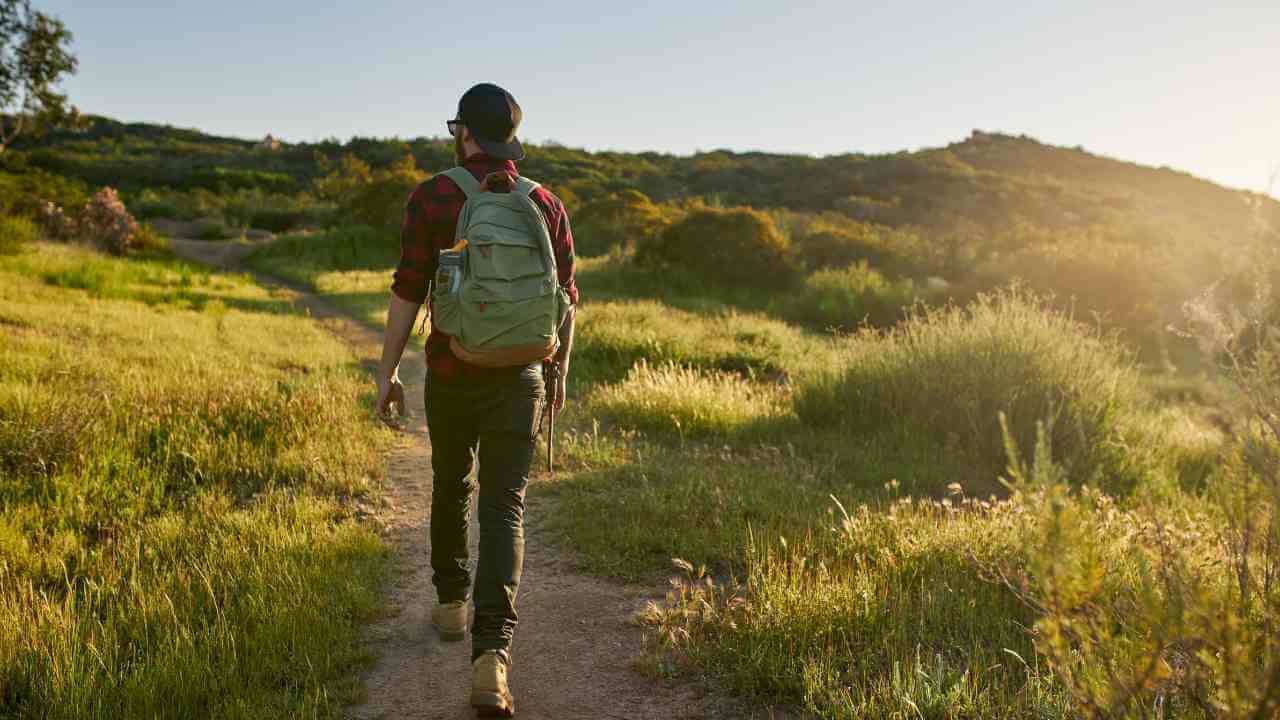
[
  {"xmin": 550, "ymin": 305, "xmax": 576, "ymax": 413},
  {"xmin": 375, "ymin": 293, "xmax": 422, "ymax": 419},
  {"xmin": 378, "ymin": 182, "xmax": 434, "ymax": 420}
]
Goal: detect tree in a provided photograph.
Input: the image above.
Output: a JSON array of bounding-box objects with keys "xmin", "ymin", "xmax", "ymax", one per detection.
[{"xmin": 0, "ymin": 0, "xmax": 78, "ymax": 152}]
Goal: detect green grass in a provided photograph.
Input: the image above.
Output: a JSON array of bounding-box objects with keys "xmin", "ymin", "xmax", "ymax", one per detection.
[
  {"xmin": 0, "ymin": 215, "xmax": 40, "ymax": 256},
  {"xmin": 640, "ymin": 498, "xmax": 1074, "ymax": 718},
  {"xmin": 232, "ymin": 236, "xmax": 1246, "ymax": 719},
  {"xmin": 587, "ymin": 360, "xmax": 789, "ymax": 441},
  {"xmin": 573, "ymin": 299, "xmax": 834, "ymax": 385},
  {"xmin": 244, "ymin": 226, "xmax": 422, "ymax": 338},
  {"xmin": 539, "ymin": 274, "xmax": 1234, "ymax": 719},
  {"xmin": 0, "ymin": 243, "xmax": 393, "ymax": 718}
]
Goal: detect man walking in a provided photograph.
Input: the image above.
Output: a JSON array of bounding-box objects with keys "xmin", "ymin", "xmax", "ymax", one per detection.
[{"xmin": 375, "ymin": 83, "xmax": 578, "ymax": 717}]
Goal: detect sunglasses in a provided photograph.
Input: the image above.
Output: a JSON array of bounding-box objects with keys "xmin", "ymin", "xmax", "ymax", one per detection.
[{"xmin": 446, "ymin": 119, "xmax": 462, "ymax": 138}]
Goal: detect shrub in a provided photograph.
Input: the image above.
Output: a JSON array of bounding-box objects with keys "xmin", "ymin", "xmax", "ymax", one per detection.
[
  {"xmin": 773, "ymin": 262, "xmax": 918, "ymax": 330},
  {"xmin": 637, "ymin": 205, "xmax": 798, "ymax": 289},
  {"xmin": 970, "ymin": 240, "xmax": 1172, "ymax": 342},
  {"xmin": 995, "ymin": 426, "xmax": 1280, "ymax": 719},
  {"xmin": 79, "ymin": 187, "xmax": 139, "ymax": 255},
  {"xmin": 132, "ymin": 223, "xmax": 169, "ymax": 254},
  {"xmin": 794, "ymin": 287, "xmax": 1147, "ymax": 493},
  {"xmin": 315, "ymin": 154, "xmax": 425, "ymax": 230},
  {"xmin": 192, "ymin": 218, "xmax": 230, "ymax": 241},
  {"xmin": 793, "ymin": 223, "xmax": 911, "ymax": 273},
  {"xmin": 573, "ymin": 189, "xmax": 669, "ymax": 257},
  {"xmin": 247, "ymin": 206, "xmax": 304, "ymax": 233},
  {"xmin": 0, "ymin": 215, "xmax": 40, "ymax": 255},
  {"xmin": 782, "ymin": 211, "xmax": 942, "ymax": 277},
  {"xmin": 0, "ymin": 159, "xmax": 88, "ymax": 217},
  {"xmin": 129, "ymin": 187, "xmax": 187, "ymax": 221}
]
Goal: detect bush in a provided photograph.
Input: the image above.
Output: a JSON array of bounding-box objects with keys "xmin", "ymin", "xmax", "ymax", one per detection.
[
  {"xmin": 0, "ymin": 157, "xmax": 88, "ymax": 217},
  {"xmin": 192, "ymin": 218, "xmax": 230, "ymax": 241},
  {"xmin": 970, "ymin": 240, "xmax": 1172, "ymax": 342},
  {"xmin": 315, "ymin": 154, "xmax": 425, "ymax": 230},
  {"xmin": 132, "ymin": 223, "xmax": 169, "ymax": 253},
  {"xmin": 129, "ymin": 188, "xmax": 333, "ymax": 233},
  {"xmin": 637, "ymin": 205, "xmax": 798, "ymax": 289},
  {"xmin": 780, "ymin": 211, "xmax": 941, "ymax": 277},
  {"xmin": 248, "ymin": 207, "xmax": 304, "ymax": 233},
  {"xmin": 995, "ymin": 427, "xmax": 1280, "ymax": 719},
  {"xmin": 794, "ymin": 287, "xmax": 1147, "ymax": 493},
  {"xmin": 573, "ymin": 189, "xmax": 669, "ymax": 257},
  {"xmin": 772, "ymin": 262, "xmax": 918, "ymax": 330},
  {"xmin": 80, "ymin": 188, "xmax": 139, "ymax": 255},
  {"xmin": 129, "ymin": 187, "xmax": 188, "ymax": 221},
  {"xmin": 792, "ymin": 222, "xmax": 908, "ymax": 272},
  {"xmin": 0, "ymin": 215, "xmax": 40, "ymax": 255}
]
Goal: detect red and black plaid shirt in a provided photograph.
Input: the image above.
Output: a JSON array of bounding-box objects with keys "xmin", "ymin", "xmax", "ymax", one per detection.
[{"xmin": 392, "ymin": 153, "xmax": 578, "ymax": 379}]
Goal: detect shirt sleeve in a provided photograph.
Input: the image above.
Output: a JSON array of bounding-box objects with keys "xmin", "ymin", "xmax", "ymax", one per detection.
[
  {"xmin": 391, "ymin": 182, "xmax": 435, "ymax": 304},
  {"xmin": 550, "ymin": 195, "xmax": 579, "ymax": 305}
]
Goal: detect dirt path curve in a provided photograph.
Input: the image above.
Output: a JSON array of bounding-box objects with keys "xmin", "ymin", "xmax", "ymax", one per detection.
[{"xmin": 169, "ymin": 238, "xmax": 755, "ymax": 720}]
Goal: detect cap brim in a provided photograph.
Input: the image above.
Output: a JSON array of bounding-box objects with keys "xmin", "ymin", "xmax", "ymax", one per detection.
[{"xmin": 476, "ymin": 135, "xmax": 525, "ymax": 161}]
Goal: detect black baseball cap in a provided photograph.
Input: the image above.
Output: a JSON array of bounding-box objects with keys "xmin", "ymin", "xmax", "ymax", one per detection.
[{"xmin": 457, "ymin": 83, "xmax": 525, "ymax": 162}]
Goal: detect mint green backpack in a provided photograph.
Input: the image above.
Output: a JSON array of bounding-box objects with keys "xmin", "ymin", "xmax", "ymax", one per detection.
[{"xmin": 430, "ymin": 168, "xmax": 571, "ymax": 367}]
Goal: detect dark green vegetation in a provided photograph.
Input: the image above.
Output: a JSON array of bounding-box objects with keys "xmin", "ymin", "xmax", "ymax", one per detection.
[
  {"xmin": 5, "ymin": 115, "xmax": 1280, "ymax": 718},
  {"xmin": 0, "ymin": 243, "xmax": 394, "ymax": 718},
  {"xmin": 10, "ymin": 116, "xmax": 1279, "ymax": 354}
]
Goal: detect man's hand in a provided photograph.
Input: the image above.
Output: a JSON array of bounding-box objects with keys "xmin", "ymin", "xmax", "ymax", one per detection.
[
  {"xmin": 546, "ymin": 364, "xmax": 567, "ymax": 418},
  {"xmin": 377, "ymin": 293, "xmax": 422, "ymax": 429},
  {"xmin": 377, "ymin": 375, "xmax": 407, "ymax": 427}
]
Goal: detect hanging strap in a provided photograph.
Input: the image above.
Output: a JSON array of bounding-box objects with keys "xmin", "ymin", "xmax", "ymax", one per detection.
[{"xmin": 441, "ymin": 167, "xmax": 481, "ymax": 198}]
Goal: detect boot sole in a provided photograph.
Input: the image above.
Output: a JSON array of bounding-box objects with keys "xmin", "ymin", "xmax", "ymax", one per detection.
[
  {"xmin": 471, "ymin": 691, "xmax": 514, "ymax": 717},
  {"xmin": 432, "ymin": 625, "xmax": 466, "ymax": 642}
]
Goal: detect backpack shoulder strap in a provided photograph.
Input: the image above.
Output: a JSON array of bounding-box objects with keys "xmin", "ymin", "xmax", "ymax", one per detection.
[
  {"xmin": 441, "ymin": 167, "xmax": 481, "ymax": 198},
  {"xmin": 510, "ymin": 177, "xmax": 557, "ymax": 279},
  {"xmin": 514, "ymin": 176, "xmax": 541, "ymax": 197}
]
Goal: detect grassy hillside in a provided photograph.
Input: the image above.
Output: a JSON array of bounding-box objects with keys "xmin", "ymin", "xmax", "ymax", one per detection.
[
  {"xmin": 0, "ymin": 243, "xmax": 393, "ymax": 718},
  {"xmin": 6, "ymin": 115, "xmax": 1280, "ymax": 717},
  {"xmin": 18, "ymin": 214, "xmax": 1258, "ymax": 718},
  {"xmin": 18, "ymin": 117, "xmax": 1279, "ymax": 242},
  {"xmin": 12, "ymin": 115, "xmax": 1277, "ymax": 363},
  {"xmin": 239, "ymin": 224, "xmax": 1268, "ymax": 718}
]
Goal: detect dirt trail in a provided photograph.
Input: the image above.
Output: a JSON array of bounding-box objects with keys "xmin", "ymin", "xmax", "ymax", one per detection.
[{"xmin": 170, "ymin": 238, "xmax": 755, "ymax": 720}]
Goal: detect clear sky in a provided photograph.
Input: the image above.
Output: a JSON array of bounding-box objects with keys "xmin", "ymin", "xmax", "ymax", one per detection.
[{"xmin": 43, "ymin": 0, "xmax": 1280, "ymax": 196}]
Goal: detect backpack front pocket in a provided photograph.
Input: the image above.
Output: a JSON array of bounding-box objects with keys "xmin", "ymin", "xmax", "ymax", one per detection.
[{"xmin": 468, "ymin": 239, "xmax": 544, "ymax": 282}]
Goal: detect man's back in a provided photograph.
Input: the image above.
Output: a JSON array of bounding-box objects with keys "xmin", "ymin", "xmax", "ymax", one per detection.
[{"xmin": 391, "ymin": 154, "xmax": 578, "ymax": 380}]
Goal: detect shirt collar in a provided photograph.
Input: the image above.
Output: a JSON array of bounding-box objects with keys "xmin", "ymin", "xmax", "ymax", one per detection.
[{"xmin": 463, "ymin": 153, "xmax": 518, "ymax": 176}]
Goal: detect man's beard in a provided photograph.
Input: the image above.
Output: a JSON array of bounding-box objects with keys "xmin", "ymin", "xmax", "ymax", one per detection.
[{"xmin": 454, "ymin": 131, "xmax": 466, "ymax": 165}]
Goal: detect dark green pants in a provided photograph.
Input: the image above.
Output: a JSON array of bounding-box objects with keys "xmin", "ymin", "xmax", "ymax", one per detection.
[{"xmin": 425, "ymin": 363, "xmax": 543, "ymax": 661}]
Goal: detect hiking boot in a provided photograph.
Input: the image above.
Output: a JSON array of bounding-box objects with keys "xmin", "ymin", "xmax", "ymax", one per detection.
[
  {"xmin": 430, "ymin": 601, "xmax": 467, "ymax": 641},
  {"xmin": 471, "ymin": 650, "xmax": 514, "ymax": 717}
]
